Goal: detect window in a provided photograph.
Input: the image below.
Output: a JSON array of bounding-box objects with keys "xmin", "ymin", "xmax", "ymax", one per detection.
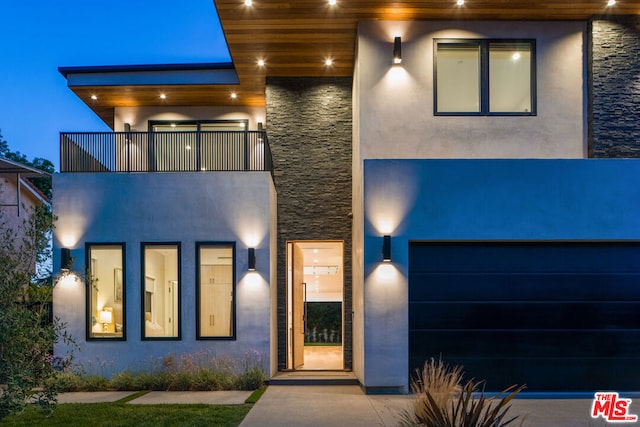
[
  {"xmin": 87, "ymin": 244, "xmax": 125, "ymax": 340},
  {"xmin": 435, "ymin": 39, "xmax": 535, "ymax": 115},
  {"xmin": 196, "ymin": 243, "xmax": 236, "ymax": 339},
  {"xmin": 148, "ymin": 120, "xmax": 249, "ymax": 172},
  {"xmin": 142, "ymin": 243, "xmax": 181, "ymax": 340}
]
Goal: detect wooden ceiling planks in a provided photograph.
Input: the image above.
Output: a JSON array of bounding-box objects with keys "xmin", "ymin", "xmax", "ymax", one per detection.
[{"xmin": 69, "ymin": 0, "xmax": 638, "ymax": 127}]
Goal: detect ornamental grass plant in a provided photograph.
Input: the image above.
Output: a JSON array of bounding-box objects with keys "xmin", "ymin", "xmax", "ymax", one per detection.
[
  {"xmin": 400, "ymin": 358, "xmax": 525, "ymax": 427},
  {"xmin": 49, "ymin": 350, "xmax": 266, "ymax": 392}
]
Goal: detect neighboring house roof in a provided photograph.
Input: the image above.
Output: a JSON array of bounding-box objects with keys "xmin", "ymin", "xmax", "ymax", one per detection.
[
  {"xmin": 59, "ymin": 1, "xmax": 640, "ymax": 127},
  {"xmin": 0, "ymin": 157, "xmax": 50, "ymax": 208},
  {"xmin": 0, "ymin": 157, "xmax": 50, "ymax": 178}
]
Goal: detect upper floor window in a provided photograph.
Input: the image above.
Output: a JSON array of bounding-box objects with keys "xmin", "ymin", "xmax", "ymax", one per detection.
[
  {"xmin": 149, "ymin": 119, "xmax": 249, "ymax": 132},
  {"xmin": 434, "ymin": 39, "xmax": 536, "ymax": 116},
  {"xmin": 87, "ymin": 243, "xmax": 126, "ymax": 340}
]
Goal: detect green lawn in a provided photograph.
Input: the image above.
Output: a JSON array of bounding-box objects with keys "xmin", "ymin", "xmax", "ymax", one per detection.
[
  {"xmin": 2, "ymin": 403, "xmax": 252, "ymax": 427},
  {"xmin": 1, "ymin": 389, "xmax": 267, "ymax": 427}
]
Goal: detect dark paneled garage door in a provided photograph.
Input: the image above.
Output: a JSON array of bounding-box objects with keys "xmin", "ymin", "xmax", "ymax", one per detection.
[{"xmin": 409, "ymin": 242, "xmax": 640, "ymax": 391}]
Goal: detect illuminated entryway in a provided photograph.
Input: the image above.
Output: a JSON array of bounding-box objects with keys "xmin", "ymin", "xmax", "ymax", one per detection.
[{"xmin": 286, "ymin": 241, "xmax": 344, "ymax": 370}]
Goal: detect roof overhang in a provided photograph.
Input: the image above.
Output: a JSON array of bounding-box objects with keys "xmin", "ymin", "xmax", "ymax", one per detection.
[
  {"xmin": 59, "ymin": 63, "xmax": 238, "ymax": 86},
  {"xmin": 60, "ymin": 1, "xmax": 639, "ymax": 127},
  {"xmin": 0, "ymin": 157, "xmax": 50, "ymax": 178}
]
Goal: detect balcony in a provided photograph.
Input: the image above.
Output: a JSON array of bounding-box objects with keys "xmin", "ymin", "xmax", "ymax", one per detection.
[{"xmin": 60, "ymin": 131, "xmax": 273, "ymax": 174}]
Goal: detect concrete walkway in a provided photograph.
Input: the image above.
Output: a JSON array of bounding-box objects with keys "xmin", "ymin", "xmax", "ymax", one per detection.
[
  {"xmin": 55, "ymin": 387, "xmax": 634, "ymax": 426},
  {"xmin": 240, "ymin": 386, "xmax": 618, "ymax": 427}
]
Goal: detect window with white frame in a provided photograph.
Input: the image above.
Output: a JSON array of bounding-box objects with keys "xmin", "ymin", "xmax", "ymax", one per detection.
[{"xmin": 434, "ymin": 39, "xmax": 536, "ymax": 115}]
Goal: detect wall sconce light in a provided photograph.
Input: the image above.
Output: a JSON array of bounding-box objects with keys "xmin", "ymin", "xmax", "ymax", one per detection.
[
  {"xmin": 61, "ymin": 248, "xmax": 71, "ymax": 271},
  {"xmin": 248, "ymin": 248, "xmax": 256, "ymax": 271},
  {"xmin": 393, "ymin": 36, "xmax": 402, "ymax": 64},
  {"xmin": 382, "ymin": 235, "xmax": 391, "ymax": 262},
  {"xmin": 99, "ymin": 308, "xmax": 113, "ymax": 332}
]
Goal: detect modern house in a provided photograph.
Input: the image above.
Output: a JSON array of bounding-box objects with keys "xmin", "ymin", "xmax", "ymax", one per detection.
[{"xmin": 53, "ymin": 1, "xmax": 640, "ymax": 393}]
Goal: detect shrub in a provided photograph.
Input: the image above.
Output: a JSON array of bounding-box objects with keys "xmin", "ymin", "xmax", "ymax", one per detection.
[
  {"xmin": 400, "ymin": 358, "xmax": 524, "ymax": 427},
  {"xmin": 0, "ymin": 203, "xmax": 74, "ymax": 420},
  {"xmin": 51, "ymin": 350, "xmax": 267, "ymax": 392},
  {"xmin": 47, "ymin": 372, "xmax": 84, "ymax": 392},
  {"xmin": 109, "ymin": 371, "xmax": 135, "ymax": 391},
  {"xmin": 237, "ymin": 368, "xmax": 267, "ymax": 391},
  {"xmin": 83, "ymin": 375, "xmax": 109, "ymax": 392}
]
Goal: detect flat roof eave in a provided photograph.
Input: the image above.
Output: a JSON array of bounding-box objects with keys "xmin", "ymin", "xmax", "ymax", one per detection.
[{"xmin": 59, "ymin": 62, "xmax": 239, "ymax": 86}]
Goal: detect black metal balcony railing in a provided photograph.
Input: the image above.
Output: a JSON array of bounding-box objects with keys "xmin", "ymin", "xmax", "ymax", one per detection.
[{"xmin": 60, "ymin": 131, "xmax": 273, "ymax": 175}]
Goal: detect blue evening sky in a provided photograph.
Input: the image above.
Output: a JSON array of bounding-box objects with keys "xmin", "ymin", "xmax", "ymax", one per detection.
[{"xmin": 0, "ymin": 0, "xmax": 230, "ymax": 170}]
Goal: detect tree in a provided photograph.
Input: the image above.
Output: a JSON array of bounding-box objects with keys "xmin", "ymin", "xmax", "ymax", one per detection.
[
  {"xmin": 0, "ymin": 129, "xmax": 53, "ymax": 199},
  {"xmin": 0, "ymin": 200, "xmax": 72, "ymax": 420}
]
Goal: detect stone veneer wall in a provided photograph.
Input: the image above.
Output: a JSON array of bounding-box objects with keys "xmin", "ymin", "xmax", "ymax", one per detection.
[
  {"xmin": 590, "ymin": 16, "xmax": 640, "ymax": 157},
  {"xmin": 266, "ymin": 77, "xmax": 353, "ymax": 371}
]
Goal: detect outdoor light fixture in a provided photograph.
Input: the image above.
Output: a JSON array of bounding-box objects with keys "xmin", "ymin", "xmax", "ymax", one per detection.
[
  {"xmin": 393, "ymin": 36, "xmax": 402, "ymax": 64},
  {"xmin": 61, "ymin": 248, "xmax": 71, "ymax": 271},
  {"xmin": 382, "ymin": 235, "xmax": 391, "ymax": 262},
  {"xmin": 248, "ymin": 248, "xmax": 256, "ymax": 271}
]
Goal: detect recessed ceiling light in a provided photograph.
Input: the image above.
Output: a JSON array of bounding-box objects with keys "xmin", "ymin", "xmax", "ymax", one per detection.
[
  {"xmin": 607, "ymin": 0, "xmax": 615, "ymax": 5},
  {"xmin": 457, "ymin": 0, "xmax": 464, "ymax": 5},
  {"xmin": 159, "ymin": 93, "xmax": 166, "ymax": 100},
  {"xmin": 512, "ymin": 52, "xmax": 521, "ymax": 61},
  {"xmin": 90, "ymin": 94, "xmax": 98, "ymax": 100},
  {"xmin": 325, "ymin": 58, "xmax": 333, "ymax": 66},
  {"xmin": 244, "ymin": 0, "xmax": 252, "ymax": 5},
  {"xmin": 257, "ymin": 59, "xmax": 265, "ymax": 67},
  {"xmin": 328, "ymin": 0, "xmax": 337, "ymax": 5},
  {"xmin": 230, "ymin": 92, "xmax": 237, "ymax": 99}
]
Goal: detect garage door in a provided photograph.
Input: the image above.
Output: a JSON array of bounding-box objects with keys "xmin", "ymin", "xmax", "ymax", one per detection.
[{"xmin": 409, "ymin": 242, "xmax": 640, "ymax": 391}]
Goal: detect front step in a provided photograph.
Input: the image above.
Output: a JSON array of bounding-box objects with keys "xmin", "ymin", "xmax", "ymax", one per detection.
[{"xmin": 269, "ymin": 371, "xmax": 359, "ymax": 386}]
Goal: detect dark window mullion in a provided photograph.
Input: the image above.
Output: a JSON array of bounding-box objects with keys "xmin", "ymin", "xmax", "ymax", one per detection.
[{"xmin": 480, "ymin": 41, "xmax": 490, "ymax": 115}]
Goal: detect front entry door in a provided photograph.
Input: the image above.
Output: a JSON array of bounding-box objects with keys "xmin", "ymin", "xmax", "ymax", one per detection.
[
  {"xmin": 286, "ymin": 240, "xmax": 344, "ymax": 371},
  {"xmin": 292, "ymin": 243, "xmax": 305, "ymax": 369}
]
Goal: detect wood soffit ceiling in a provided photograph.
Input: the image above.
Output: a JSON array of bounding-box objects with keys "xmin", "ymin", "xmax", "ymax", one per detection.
[{"xmin": 69, "ymin": 1, "xmax": 639, "ymax": 127}]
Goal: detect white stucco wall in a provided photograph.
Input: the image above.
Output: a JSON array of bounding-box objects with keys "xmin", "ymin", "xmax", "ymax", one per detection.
[
  {"xmin": 354, "ymin": 21, "xmax": 588, "ymax": 392},
  {"xmin": 114, "ymin": 106, "xmax": 267, "ymax": 132},
  {"xmin": 361, "ymin": 159, "xmax": 640, "ymax": 392},
  {"xmin": 356, "ymin": 20, "xmax": 587, "ymax": 159},
  {"xmin": 53, "ymin": 172, "xmax": 276, "ymax": 376}
]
